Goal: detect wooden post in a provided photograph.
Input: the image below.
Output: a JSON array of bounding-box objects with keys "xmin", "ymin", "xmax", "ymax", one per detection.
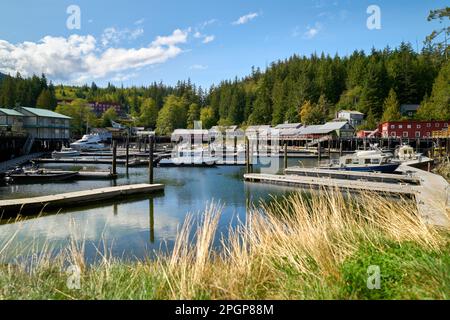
[
  {"xmin": 125, "ymin": 134, "xmax": 130, "ymax": 171},
  {"xmin": 318, "ymin": 141, "xmax": 322, "ymax": 164},
  {"xmin": 149, "ymin": 134, "xmax": 154, "ymax": 184},
  {"xmin": 234, "ymin": 136, "xmax": 237, "ymax": 163},
  {"xmin": 149, "ymin": 198, "xmax": 155, "ymax": 243},
  {"xmin": 112, "ymin": 140, "xmax": 117, "ymax": 176},
  {"xmin": 246, "ymin": 136, "xmax": 251, "ymax": 174},
  {"xmin": 339, "ymin": 139, "xmax": 343, "ymax": 157},
  {"xmin": 284, "ymin": 143, "xmax": 288, "ymax": 170},
  {"xmin": 328, "ymin": 137, "xmax": 331, "ymax": 156}
]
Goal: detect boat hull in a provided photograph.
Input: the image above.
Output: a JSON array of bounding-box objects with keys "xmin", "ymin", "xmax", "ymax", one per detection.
[
  {"xmin": 325, "ymin": 163, "xmax": 400, "ymax": 174},
  {"xmin": 6, "ymin": 172, "xmax": 78, "ymax": 184}
]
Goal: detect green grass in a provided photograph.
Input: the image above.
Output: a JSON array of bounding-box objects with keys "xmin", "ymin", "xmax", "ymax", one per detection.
[{"xmin": 0, "ymin": 190, "xmax": 449, "ymax": 300}]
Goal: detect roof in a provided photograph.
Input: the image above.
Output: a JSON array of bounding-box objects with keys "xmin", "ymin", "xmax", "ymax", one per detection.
[
  {"xmin": 298, "ymin": 122, "xmax": 353, "ymax": 135},
  {"xmin": 19, "ymin": 107, "xmax": 71, "ymax": 119},
  {"xmin": 400, "ymin": 104, "xmax": 420, "ymax": 112},
  {"xmin": 0, "ymin": 108, "xmax": 24, "ymax": 116},
  {"xmin": 274, "ymin": 123, "xmax": 302, "ymax": 130},
  {"xmin": 210, "ymin": 125, "xmax": 238, "ymax": 132},
  {"xmin": 338, "ymin": 110, "xmax": 364, "ymax": 115},
  {"xmin": 172, "ymin": 129, "xmax": 209, "ymax": 135}
]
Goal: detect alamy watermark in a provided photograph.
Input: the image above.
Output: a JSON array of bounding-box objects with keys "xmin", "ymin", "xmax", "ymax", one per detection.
[
  {"xmin": 66, "ymin": 5, "xmax": 81, "ymax": 30},
  {"xmin": 367, "ymin": 265, "xmax": 381, "ymax": 290},
  {"xmin": 66, "ymin": 264, "xmax": 81, "ymax": 290},
  {"xmin": 367, "ymin": 5, "xmax": 382, "ymax": 30}
]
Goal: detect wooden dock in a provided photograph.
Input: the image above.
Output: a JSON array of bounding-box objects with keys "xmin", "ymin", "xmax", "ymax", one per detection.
[
  {"xmin": 284, "ymin": 167, "xmax": 420, "ymax": 185},
  {"xmin": 33, "ymin": 158, "xmax": 149, "ymax": 167},
  {"xmin": 0, "ymin": 183, "xmax": 164, "ymax": 216},
  {"xmin": 244, "ymin": 173, "xmax": 416, "ymax": 195},
  {"xmin": 245, "ymin": 163, "xmax": 450, "ymax": 228}
]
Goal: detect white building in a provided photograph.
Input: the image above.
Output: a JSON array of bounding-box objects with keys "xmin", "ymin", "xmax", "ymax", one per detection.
[{"xmin": 336, "ymin": 110, "xmax": 365, "ymax": 127}]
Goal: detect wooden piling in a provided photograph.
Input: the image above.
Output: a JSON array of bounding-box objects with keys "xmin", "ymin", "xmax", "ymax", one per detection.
[
  {"xmin": 246, "ymin": 136, "xmax": 251, "ymax": 174},
  {"xmin": 125, "ymin": 135, "xmax": 130, "ymax": 170},
  {"xmin": 112, "ymin": 141, "xmax": 117, "ymax": 175},
  {"xmin": 284, "ymin": 143, "xmax": 288, "ymax": 170},
  {"xmin": 149, "ymin": 134, "xmax": 154, "ymax": 184}
]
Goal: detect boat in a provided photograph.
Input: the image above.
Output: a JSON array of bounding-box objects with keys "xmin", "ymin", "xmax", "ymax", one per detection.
[
  {"xmin": 70, "ymin": 134, "xmax": 109, "ymax": 151},
  {"xmin": 158, "ymin": 149, "xmax": 219, "ymax": 167},
  {"xmin": 5, "ymin": 168, "xmax": 78, "ymax": 184},
  {"xmin": 323, "ymin": 149, "xmax": 400, "ymax": 173},
  {"xmin": 52, "ymin": 147, "xmax": 80, "ymax": 159},
  {"xmin": 394, "ymin": 144, "xmax": 422, "ymax": 161}
]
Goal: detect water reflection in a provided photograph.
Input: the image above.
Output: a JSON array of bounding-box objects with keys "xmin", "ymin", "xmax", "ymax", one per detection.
[{"xmin": 0, "ymin": 157, "xmax": 321, "ymax": 263}]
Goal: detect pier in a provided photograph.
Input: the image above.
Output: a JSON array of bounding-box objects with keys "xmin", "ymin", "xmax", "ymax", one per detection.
[
  {"xmin": 0, "ymin": 183, "xmax": 164, "ymax": 216},
  {"xmin": 244, "ymin": 163, "xmax": 450, "ymax": 228}
]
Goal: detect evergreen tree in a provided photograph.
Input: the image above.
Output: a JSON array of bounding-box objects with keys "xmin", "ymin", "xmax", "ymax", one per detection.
[
  {"xmin": 381, "ymin": 89, "xmax": 402, "ymax": 122},
  {"xmin": 138, "ymin": 98, "xmax": 158, "ymax": 129}
]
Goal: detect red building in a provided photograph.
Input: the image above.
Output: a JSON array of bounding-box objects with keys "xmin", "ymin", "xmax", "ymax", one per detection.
[
  {"xmin": 88, "ymin": 102, "xmax": 122, "ymax": 115},
  {"xmin": 379, "ymin": 120, "xmax": 450, "ymax": 139}
]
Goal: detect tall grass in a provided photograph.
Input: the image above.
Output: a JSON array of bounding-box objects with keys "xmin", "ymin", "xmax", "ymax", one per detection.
[{"xmin": 0, "ymin": 189, "xmax": 448, "ymax": 300}]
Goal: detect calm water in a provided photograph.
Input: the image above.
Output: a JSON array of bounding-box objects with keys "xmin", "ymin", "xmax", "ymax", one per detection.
[{"xmin": 0, "ymin": 156, "xmax": 323, "ymax": 263}]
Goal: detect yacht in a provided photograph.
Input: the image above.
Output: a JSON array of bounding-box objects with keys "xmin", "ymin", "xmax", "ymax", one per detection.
[
  {"xmin": 70, "ymin": 134, "xmax": 108, "ymax": 151},
  {"xmin": 324, "ymin": 149, "xmax": 400, "ymax": 173}
]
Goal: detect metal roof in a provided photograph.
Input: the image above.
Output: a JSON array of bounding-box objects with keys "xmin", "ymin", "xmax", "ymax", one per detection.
[
  {"xmin": 298, "ymin": 122, "xmax": 353, "ymax": 135},
  {"xmin": 338, "ymin": 110, "xmax": 364, "ymax": 115},
  {"xmin": 274, "ymin": 123, "xmax": 302, "ymax": 130},
  {"xmin": 0, "ymin": 108, "xmax": 24, "ymax": 116},
  {"xmin": 19, "ymin": 107, "xmax": 71, "ymax": 119}
]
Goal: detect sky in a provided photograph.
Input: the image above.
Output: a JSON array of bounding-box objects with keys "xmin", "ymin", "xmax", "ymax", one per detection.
[{"xmin": 0, "ymin": 0, "xmax": 447, "ymax": 88}]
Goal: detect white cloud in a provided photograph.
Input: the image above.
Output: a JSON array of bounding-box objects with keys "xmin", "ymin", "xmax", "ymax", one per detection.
[
  {"xmin": 189, "ymin": 64, "xmax": 208, "ymax": 70},
  {"xmin": 134, "ymin": 18, "xmax": 145, "ymax": 25},
  {"xmin": 101, "ymin": 27, "xmax": 144, "ymax": 47},
  {"xmin": 232, "ymin": 12, "xmax": 259, "ymax": 25},
  {"xmin": 202, "ymin": 35, "xmax": 215, "ymax": 44},
  {"xmin": 303, "ymin": 23, "xmax": 322, "ymax": 39},
  {"xmin": 201, "ymin": 19, "xmax": 217, "ymax": 28},
  {"xmin": 0, "ymin": 29, "xmax": 188, "ymax": 84},
  {"xmin": 194, "ymin": 31, "xmax": 202, "ymax": 38}
]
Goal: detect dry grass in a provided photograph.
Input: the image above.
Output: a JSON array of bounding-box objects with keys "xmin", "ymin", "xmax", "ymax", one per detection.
[{"xmin": 0, "ymin": 188, "xmax": 448, "ymax": 300}]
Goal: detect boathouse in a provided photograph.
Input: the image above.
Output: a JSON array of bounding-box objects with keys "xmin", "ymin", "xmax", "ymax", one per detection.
[
  {"xmin": 336, "ymin": 110, "xmax": 365, "ymax": 127},
  {"xmin": 298, "ymin": 121, "xmax": 355, "ymax": 139},
  {"xmin": 15, "ymin": 107, "xmax": 71, "ymax": 140},
  {"xmin": 0, "ymin": 108, "xmax": 25, "ymax": 133},
  {"xmin": 379, "ymin": 120, "xmax": 450, "ymax": 139}
]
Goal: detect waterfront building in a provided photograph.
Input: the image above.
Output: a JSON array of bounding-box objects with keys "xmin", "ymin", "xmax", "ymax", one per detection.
[
  {"xmin": 298, "ymin": 121, "xmax": 355, "ymax": 139},
  {"xmin": 0, "ymin": 108, "xmax": 25, "ymax": 133},
  {"xmin": 336, "ymin": 110, "xmax": 365, "ymax": 127},
  {"xmin": 15, "ymin": 107, "xmax": 71, "ymax": 140},
  {"xmin": 379, "ymin": 120, "xmax": 450, "ymax": 139}
]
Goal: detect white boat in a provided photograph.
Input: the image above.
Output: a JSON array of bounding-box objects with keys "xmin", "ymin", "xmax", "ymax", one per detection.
[
  {"xmin": 70, "ymin": 134, "xmax": 108, "ymax": 151},
  {"xmin": 394, "ymin": 144, "xmax": 422, "ymax": 161},
  {"xmin": 52, "ymin": 148, "xmax": 80, "ymax": 159},
  {"xmin": 324, "ymin": 149, "xmax": 400, "ymax": 173}
]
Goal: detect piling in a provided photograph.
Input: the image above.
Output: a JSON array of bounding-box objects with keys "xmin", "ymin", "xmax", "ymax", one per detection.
[
  {"xmin": 339, "ymin": 139, "xmax": 343, "ymax": 157},
  {"xmin": 245, "ymin": 136, "xmax": 251, "ymax": 174},
  {"xmin": 318, "ymin": 141, "xmax": 322, "ymax": 164},
  {"xmin": 284, "ymin": 143, "xmax": 288, "ymax": 170},
  {"xmin": 112, "ymin": 141, "xmax": 117, "ymax": 175},
  {"xmin": 149, "ymin": 134, "xmax": 154, "ymax": 184},
  {"xmin": 126, "ymin": 135, "xmax": 130, "ymax": 171}
]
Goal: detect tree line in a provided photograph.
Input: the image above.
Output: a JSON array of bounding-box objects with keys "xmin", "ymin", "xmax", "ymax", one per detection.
[{"xmin": 0, "ymin": 7, "xmax": 448, "ymax": 136}]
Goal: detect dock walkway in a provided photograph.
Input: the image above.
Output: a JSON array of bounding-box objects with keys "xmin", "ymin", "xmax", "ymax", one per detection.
[
  {"xmin": 0, "ymin": 183, "xmax": 164, "ymax": 216},
  {"xmin": 244, "ymin": 173, "xmax": 416, "ymax": 195}
]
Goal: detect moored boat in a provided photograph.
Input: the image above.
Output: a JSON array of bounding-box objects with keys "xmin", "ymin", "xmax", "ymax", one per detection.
[
  {"xmin": 322, "ymin": 149, "xmax": 400, "ymax": 173},
  {"xmin": 52, "ymin": 147, "xmax": 81, "ymax": 159},
  {"xmin": 5, "ymin": 168, "xmax": 78, "ymax": 184},
  {"xmin": 70, "ymin": 134, "xmax": 108, "ymax": 151}
]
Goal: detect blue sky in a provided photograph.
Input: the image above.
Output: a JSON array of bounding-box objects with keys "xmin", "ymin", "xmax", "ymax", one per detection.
[{"xmin": 0, "ymin": 0, "xmax": 447, "ymax": 88}]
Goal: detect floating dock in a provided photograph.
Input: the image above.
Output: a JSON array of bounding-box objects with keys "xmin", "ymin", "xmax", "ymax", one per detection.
[
  {"xmin": 244, "ymin": 173, "xmax": 416, "ymax": 195},
  {"xmin": 284, "ymin": 167, "xmax": 420, "ymax": 185},
  {"xmin": 33, "ymin": 158, "xmax": 149, "ymax": 167},
  {"xmin": 0, "ymin": 183, "xmax": 164, "ymax": 216},
  {"xmin": 244, "ymin": 163, "xmax": 450, "ymax": 228}
]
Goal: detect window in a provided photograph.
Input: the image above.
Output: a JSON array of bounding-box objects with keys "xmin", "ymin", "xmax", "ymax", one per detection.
[
  {"xmin": 403, "ymin": 132, "xmax": 408, "ymax": 138},
  {"xmin": 407, "ymin": 125, "xmax": 412, "ymax": 129},
  {"xmin": 399, "ymin": 125, "xmax": 403, "ymax": 129},
  {"xmin": 415, "ymin": 132, "xmax": 421, "ymax": 138},
  {"xmin": 427, "ymin": 132, "xmax": 431, "ymax": 137},
  {"xmin": 435, "ymin": 123, "xmax": 440, "ymax": 127},
  {"xmin": 391, "ymin": 125, "xmax": 395, "ymax": 129},
  {"xmin": 417, "ymin": 125, "xmax": 421, "ymax": 129},
  {"xmin": 445, "ymin": 123, "xmax": 449, "ymax": 128},
  {"xmin": 427, "ymin": 123, "xmax": 431, "ymax": 128},
  {"xmin": 391, "ymin": 132, "xmax": 397, "ymax": 137}
]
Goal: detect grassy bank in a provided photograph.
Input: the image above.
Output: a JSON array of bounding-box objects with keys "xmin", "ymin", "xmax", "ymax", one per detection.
[{"xmin": 0, "ymin": 190, "xmax": 449, "ymax": 300}]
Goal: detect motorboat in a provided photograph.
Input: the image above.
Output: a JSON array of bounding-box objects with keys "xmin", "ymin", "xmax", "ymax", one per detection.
[
  {"xmin": 4, "ymin": 167, "xmax": 78, "ymax": 184},
  {"xmin": 323, "ymin": 149, "xmax": 400, "ymax": 173},
  {"xmin": 70, "ymin": 134, "xmax": 108, "ymax": 151},
  {"xmin": 158, "ymin": 149, "xmax": 219, "ymax": 167},
  {"xmin": 52, "ymin": 147, "xmax": 80, "ymax": 159},
  {"xmin": 394, "ymin": 144, "xmax": 422, "ymax": 161}
]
